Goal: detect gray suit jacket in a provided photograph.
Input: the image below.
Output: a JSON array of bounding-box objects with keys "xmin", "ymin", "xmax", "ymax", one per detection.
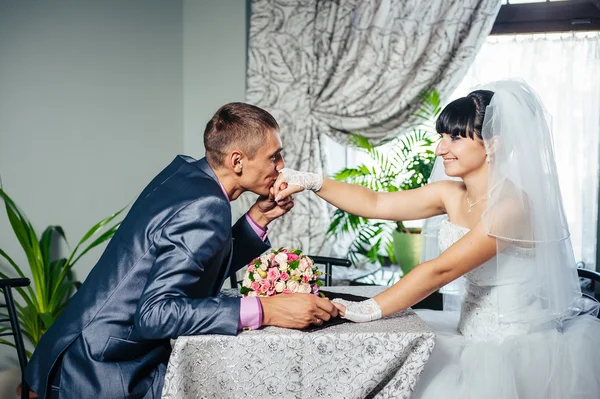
[{"xmin": 25, "ymin": 156, "xmax": 270, "ymax": 398}]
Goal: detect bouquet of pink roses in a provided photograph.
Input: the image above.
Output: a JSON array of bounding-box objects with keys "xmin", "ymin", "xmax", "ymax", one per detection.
[{"xmin": 240, "ymin": 248, "xmax": 324, "ymax": 297}]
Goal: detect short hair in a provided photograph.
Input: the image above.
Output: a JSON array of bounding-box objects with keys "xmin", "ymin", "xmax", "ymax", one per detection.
[
  {"xmin": 435, "ymin": 90, "xmax": 494, "ymax": 140},
  {"xmin": 204, "ymin": 102, "xmax": 279, "ymax": 168}
]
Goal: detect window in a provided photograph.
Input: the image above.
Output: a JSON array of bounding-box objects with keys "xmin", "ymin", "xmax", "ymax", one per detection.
[{"xmin": 325, "ymin": 2, "xmax": 600, "ymax": 269}]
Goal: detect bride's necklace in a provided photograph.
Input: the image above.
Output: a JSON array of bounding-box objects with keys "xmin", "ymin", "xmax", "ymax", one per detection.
[
  {"xmin": 465, "ymin": 180, "xmax": 504, "ymax": 213},
  {"xmin": 466, "ymin": 194, "xmax": 488, "ymax": 213}
]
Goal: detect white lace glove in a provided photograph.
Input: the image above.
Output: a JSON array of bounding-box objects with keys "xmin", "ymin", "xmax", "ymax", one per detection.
[
  {"xmin": 278, "ymin": 168, "xmax": 323, "ymax": 192},
  {"xmin": 332, "ymin": 298, "xmax": 382, "ymax": 323}
]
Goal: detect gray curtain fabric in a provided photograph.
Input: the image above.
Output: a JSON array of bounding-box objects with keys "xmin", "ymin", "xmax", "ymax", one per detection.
[{"xmin": 242, "ymin": 0, "xmax": 501, "ymax": 255}]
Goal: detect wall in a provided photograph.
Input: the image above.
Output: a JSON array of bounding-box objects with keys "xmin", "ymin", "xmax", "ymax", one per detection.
[{"xmin": 0, "ymin": 0, "xmax": 248, "ymax": 370}]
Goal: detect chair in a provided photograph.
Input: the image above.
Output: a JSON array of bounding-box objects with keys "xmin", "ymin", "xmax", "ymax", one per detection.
[
  {"xmin": 577, "ymin": 267, "xmax": 600, "ymax": 303},
  {"xmin": 1, "ymin": 277, "xmax": 31, "ymax": 399},
  {"xmin": 308, "ymin": 255, "xmax": 352, "ymax": 287}
]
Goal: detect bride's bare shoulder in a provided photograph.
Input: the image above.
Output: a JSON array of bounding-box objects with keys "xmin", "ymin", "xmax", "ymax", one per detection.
[{"xmin": 429, "ymin": 180, "xmax": 466, "ymax": 195}]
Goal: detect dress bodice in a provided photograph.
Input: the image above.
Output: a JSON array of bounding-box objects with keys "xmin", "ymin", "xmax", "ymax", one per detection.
[{"xmin": 438, "ymin": 219, "xmax": 538, "ymax": 341}]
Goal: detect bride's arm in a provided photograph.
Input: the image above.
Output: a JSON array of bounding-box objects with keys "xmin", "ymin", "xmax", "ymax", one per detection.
[
  {"xmin": 274, "ymin": 173, "xmax": 453, "ymax": 222},
  {"xmin": 371, "ymin": 221, "xmax": 497, "ymax": 317}
]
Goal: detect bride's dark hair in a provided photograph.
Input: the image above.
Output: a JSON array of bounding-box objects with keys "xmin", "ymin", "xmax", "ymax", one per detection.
[{"xmin": 436, "ymin": 90, "xmax": 494, "ymax": 140}]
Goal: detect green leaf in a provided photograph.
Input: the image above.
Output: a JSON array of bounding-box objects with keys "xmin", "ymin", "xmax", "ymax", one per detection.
[
  {"xmin": 48, "ymin": 280, "xmax": 76, "ymax": 311},
  {"xmin": 39, "ymin": 312, "xmax": 55, "ymax": 330},
  {"xmin": 240, "ymin": 287, "xmax": 252, "ymax": 295},
  {"xmin": 76, "ymin": 206, "xmax": 127, "ymax": 247},
  {"xmin": 0, "ymin": 248, "xmax": 26, "ymax": 278},
  {"xmin": 288, "ymin": 260, "xmax": 300, "ymax": 269},
  {"xmin": 70, "ymin": 222, "xmax": 121, "ymax": 267}
]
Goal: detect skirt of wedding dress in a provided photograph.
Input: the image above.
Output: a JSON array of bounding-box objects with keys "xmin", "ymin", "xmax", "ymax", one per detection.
[{"xmin": 412, "ymin": 310, "xmax": 600, "ymax": 399}]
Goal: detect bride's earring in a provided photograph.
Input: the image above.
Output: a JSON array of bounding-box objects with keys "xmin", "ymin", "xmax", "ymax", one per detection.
[{"xmin": 486, "ymin": 155, "xmax": 490, "ymax": 164}]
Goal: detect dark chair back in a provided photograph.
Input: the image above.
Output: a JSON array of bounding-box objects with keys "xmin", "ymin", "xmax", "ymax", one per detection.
[
  {"xmin": 308, "ymin": 255, "xmax": 352, "ymax": 287},
  {"xmin": 1, "ymin": 278, "xmax": 31, "ymax": 399},
  {"xmin": 577, "ymin": 267, "xmax": 600, "ymax": 301}
]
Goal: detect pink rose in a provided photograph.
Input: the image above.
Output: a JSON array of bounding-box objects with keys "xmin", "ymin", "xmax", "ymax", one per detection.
[
  {"xmin": 267, "ymin": 268, "xmax": 280, "ymax": 281},
  {"xmin": 282, "ymin": 289, "xmax": 293, "ymax": 294},
  {"xmin": 268, "ymin": 253, "xmax": 276, "ymax": 261},
  {"xmin": 266, "ymin": 287, "xmax": 276, "ymax": 296},
  {"xmin": 302, "ymin": 275, "xmax": 310, "ymax": 283},
  {"xmin": 248, "ymin": 265, "xmax": 256, "ymax": 272},
  {"xmin": 280, "ymin": 272, "xmax": 290, "ymax": 281},
  {"xmin": 251, "ymin": 281, "xmax": 260, "ymax": 292},
  {"xmin": 287, "ymin": 253, "xmax": 300, "ymax": 261}
]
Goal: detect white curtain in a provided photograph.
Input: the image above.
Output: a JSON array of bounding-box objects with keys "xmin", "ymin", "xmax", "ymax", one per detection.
[
  {"xmin": 243, "ymin": 0, "xmax": 501, "ymax": 255},
  {"xmin": 450, "ymin": 32, "xmax": 600, "ymax": 269}
]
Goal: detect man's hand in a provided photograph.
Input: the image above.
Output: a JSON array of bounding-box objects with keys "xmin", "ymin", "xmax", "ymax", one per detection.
[
  {"xmin": 248, "ymin": 185, "xmax": 294, "ymax": 228},
  {"xmin": 259, "ymin": 294, "xmax": 339, "ymax": 329}
]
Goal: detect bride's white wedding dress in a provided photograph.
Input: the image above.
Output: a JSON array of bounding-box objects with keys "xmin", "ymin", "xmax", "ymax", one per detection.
[{"xmin": 412, "ymin": 219, "xmax": 600, "ymax": 399}]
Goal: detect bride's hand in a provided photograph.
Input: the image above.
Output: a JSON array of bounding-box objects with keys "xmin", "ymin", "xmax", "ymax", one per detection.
[
  {"xmin": 332, "ymin": 301, "xmax": 346, "ymax": 316},
  {"xmin": 331, "ymin": 298, "xmax": 382, "ymax": 323},
  {"xmin": 273, "ymin": 168, "xmax": 323, "ymax": 202}
]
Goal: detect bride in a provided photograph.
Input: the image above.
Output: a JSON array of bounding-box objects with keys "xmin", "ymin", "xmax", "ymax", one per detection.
[{"xmin": 273, "ymin": 80, "xmax": 600, "ymax": 398}]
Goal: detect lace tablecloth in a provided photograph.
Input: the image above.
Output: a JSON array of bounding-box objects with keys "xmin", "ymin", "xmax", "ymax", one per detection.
[{"xmin": 161, "ymin": 286, "xmax": 435, "ymax": 399}]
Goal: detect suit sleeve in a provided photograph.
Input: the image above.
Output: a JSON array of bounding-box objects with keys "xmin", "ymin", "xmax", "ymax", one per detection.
[{"xmin": 134, "ymin": 196, "xmax": 239, "ymax": 339}]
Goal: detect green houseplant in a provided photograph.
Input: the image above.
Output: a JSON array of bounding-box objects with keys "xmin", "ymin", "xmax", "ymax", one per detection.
[
  {"xmin": 328, "ymin": 89, "xmax": 441, "ymax": 274},
  {"xmin": 0, "ymin": 184, "xmax": 124, "ymax": 355}
]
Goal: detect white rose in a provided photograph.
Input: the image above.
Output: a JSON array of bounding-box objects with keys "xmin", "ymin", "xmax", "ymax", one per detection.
[
  {"xmin": 299, "ymin": 258, "xmax": 311, "ymax": 272},
  {"xmin": 260, "ymin": 261, "xmax": 268, "ymax": 271},
  {"xmin": 274, "ymin": 252, "xmax": 288, "ymax": 266},
  {"xmin": 278, "ymin": 262, "xmax": 288, "ymax": 272},
  {"xmin": 274, "ymin": 281, "xmax": 286, "ymax": 293},
  {"xmin": 303, "ymin": 267, "xmax": 314, "ymax": 278},
  {"xmin": 242, "ymin": 276, "xmax": 252, "ymax": 288},
  {"xmin": 247, "ymin": 291, "xmax": 258, "ymax": 297},
  {"xmin": 253, "ymin": 272, "xmax": 261, "ymax": 281},
  {"xmin": 299, "ymin": 283, "xmax": 312, "ymax": 294},
  {"xmin": 286, "ymin": 280, "xmax": 300, "ymax": 293},
  {"xmin": 291, "ymin": 268, "xmax": 302, "ymax": 278}
]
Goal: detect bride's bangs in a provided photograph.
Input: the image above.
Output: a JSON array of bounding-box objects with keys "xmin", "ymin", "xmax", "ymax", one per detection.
[{"xmin": 435, "ymin": 97, "xmax": 477, "ymax": 139}]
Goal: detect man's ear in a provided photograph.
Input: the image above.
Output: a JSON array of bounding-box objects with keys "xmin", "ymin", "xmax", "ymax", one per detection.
[{"xmin": 228, "ymin": 150, "xmax": 245, "ymax": 174}]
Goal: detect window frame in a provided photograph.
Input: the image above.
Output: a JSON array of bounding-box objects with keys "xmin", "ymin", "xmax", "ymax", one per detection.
[{"xmin": 491, "ymin": 0, "xmax": 600, "ymax": 35}]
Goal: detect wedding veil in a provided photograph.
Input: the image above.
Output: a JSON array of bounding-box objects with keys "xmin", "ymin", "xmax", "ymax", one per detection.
[{"xmin": 421, "ymin": 79, "xmax": 585, "ymax": 325}]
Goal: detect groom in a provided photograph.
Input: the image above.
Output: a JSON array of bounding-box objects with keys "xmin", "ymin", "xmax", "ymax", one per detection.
[{"xmin": 24, "ymin": 102, "xmax": 338, "ymax": 398}]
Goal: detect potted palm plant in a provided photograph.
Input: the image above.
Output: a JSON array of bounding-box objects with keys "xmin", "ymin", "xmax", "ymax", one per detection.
[
  {"xmin": 0, "ymin": 183, "xmax": 124, "ymax": 356},
  {"xmin": 328, "ymin": 89, "xmax": 441, "ymax": 275}
]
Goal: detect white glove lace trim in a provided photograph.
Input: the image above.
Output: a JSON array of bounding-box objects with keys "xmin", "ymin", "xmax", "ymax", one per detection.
[{"xmin": 279, "ymin": 168, "xmax": 323, "ymax": 192}]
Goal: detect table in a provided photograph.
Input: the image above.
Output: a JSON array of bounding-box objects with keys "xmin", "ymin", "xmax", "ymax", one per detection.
[{"xmin": 161, "ymin": 286, "xmax": 435, "ymax": 399}]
